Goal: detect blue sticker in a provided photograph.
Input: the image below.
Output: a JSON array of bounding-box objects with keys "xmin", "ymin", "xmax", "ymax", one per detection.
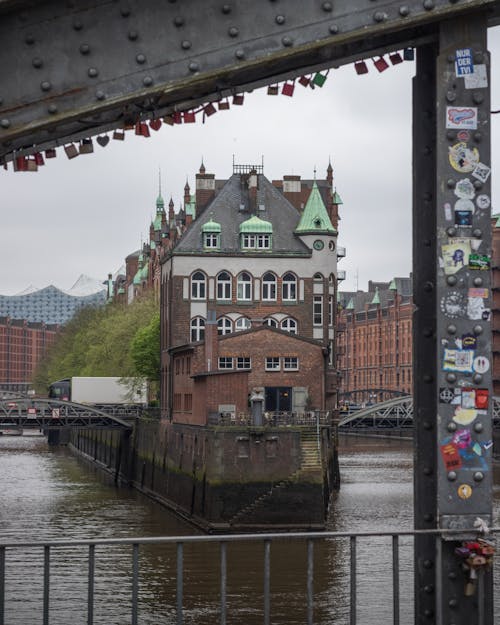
[{"xmin": 455, "ymin": 48, "xmax": 474, "ymax": 76}]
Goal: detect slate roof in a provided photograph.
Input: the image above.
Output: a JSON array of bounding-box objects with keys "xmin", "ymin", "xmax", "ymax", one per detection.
[
  {"xmin": 174, "ymin": 174, "xmax": 311, "ymax": 256},
  {"xmin": 339, "ymin": 276, "xmax": 413, "ymax": 312}
]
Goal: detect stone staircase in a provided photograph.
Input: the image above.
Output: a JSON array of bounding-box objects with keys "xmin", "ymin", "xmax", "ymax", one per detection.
[{"xmin": 228, "ymin": 429, "xmax": 322, "ymax": 526}]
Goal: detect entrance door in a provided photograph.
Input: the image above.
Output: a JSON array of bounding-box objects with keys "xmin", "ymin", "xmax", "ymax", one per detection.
[{"xmin": 265, "ymin": 387, "xmax": 292, "ymax": 412}]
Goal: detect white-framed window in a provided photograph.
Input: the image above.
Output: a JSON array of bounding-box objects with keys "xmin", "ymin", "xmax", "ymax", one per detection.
[
  {"xmin": 264, "ymin": 317, "xmax": 278, "ymax": 328},
  {"xmin": 191, "ymin": 271, "xmax": 206, "ymax": 300},
  {"xmin": 281, "ymin": 318, "xmax": 297, "ymax": 334},
  {"xmin": 235, "ymin": 317, "xmax": 251, "ymax": 331},
  {"xmin": 282, "ymin": 272, "xmax": 297, "ymax": 301},
  {"xmin": 204, "ymin": 233, "xmax": 219, "ymax": 249},
  {"xmin": 328, "ymin": 295, "xmax": 334, "ymax": 327},
  {"xmin": 218, "ymin": 357, "xmax": 234, "ymax": 369},
  {"xmin": 256, "ymin": 234, "xmax": 271, "ymax": 249},
  {"xmin": 190, "ymin": 317, "xmax": 205, "ymax": 341},
  {"xmin": 242, "ymin": 234, "xmax": 256, "ymax": 249},
  {"xmin": 217, "ymin": 317, "xmax": 233, "ymax": 335},
  {"xmin": 313, "ymin": 295, "xmax": 323, "ymax": 326},
  {"xmin": 262, "ymin": 272, "xmax": 277, "ymax": 301},
  {"xmin": 283, "ymin": 357, "xmax": 299, "ymax": 370},
  {"xmin": 265, "ymin": 357, "xmax": 280, "ymax": 371},
  {"xmin": 216, "ymin": 271, "xmax": 232, "ymax": 300},
  {"xmin": 236, "ymin": 357, "xmax": 251, "ymax": 369},
  {"xmin": 237, "ymin": 272, "xmax": 252, "ymax": 301}
]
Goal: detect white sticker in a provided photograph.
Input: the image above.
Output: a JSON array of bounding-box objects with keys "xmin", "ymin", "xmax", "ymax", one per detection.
[
  {"xmin": 476, "ymin": 194, "xmax": 491, "ymax": 209},
  {"xmin": 464, "ymin": 64, "xmax": 488, "ymax": 89},
  {"xmin": 472, "ymin": 162, "xmax": 491, "ymax": 183},
  {"xmin": 473, "ymin": 355, "xmax": 490, "ymax": 374},
  {"xmin": 444, "ymin": 202, "xmax": 452, "ymax": 221},
  {"xmin": 454, "ymin": 178, "xmax": 476, "ymax": 200},
  {"xmin": 454, "ymin": 198, "xmax": 475, "ymax": 214},
  {"xmin": 446, "ymin": 106, "xmax": 478, "ymax": 130}
]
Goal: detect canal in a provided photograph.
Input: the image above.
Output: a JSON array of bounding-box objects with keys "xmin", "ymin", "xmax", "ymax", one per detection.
[{"xmin": 0, "ymin": 433, "xmax": 498, "ymax": 624}]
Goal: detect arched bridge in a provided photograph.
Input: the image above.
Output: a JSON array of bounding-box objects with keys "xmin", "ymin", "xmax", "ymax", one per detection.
[
  {"xmin": 339, "ymin": 396, "xmax": 500, "ymax": 431},
  {"xmin": 0, "ymin": 398, "xmax": 133, "ymax": 430}
]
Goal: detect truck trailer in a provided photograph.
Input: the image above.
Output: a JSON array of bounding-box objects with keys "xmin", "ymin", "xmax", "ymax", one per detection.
[{"xmin": 48, "ymin": 377, "xmax": 147, "ymax": 405}]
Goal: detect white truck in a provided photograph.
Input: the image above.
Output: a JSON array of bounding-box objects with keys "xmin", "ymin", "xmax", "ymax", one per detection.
[{"xmin": 48, "ymin": 377, "xmax": 148, "ymax": 405}]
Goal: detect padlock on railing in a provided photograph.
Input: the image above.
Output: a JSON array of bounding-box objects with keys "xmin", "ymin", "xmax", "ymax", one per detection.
[{"xmin": 454, "ymin": 536, "xmax": 495, "ymax": 597}]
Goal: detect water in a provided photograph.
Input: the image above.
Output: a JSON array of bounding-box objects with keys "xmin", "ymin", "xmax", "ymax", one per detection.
[{"xmin": 0, "ymin": 433, "xmax": 498, "ymax": 624}]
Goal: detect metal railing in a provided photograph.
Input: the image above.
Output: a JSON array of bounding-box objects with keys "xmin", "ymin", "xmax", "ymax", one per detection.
[
  {"xmin": 0, "ymin": 528, "xmax": 497, "ymax": 625},
  {"xmin": 208, "ymin": 411, "xmax": 334, "ymax": 427}
]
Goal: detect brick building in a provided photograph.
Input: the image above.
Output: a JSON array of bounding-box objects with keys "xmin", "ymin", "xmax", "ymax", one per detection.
[
  {"xmin": 160, "ymin": 162, "xmax": 343, "ymax": 422},
  {"xmin": 337, "ymin": 277, "xmax": 413, "ymax": 402},
  {"xmin": 0, "ymin": 317, "xmax": 59, "ymax": 386}
]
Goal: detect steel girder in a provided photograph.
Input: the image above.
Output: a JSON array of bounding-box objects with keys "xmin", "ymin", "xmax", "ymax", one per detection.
[{"xmin": 1, "ymin": 0, "xmax": 500, "ymax": 161}]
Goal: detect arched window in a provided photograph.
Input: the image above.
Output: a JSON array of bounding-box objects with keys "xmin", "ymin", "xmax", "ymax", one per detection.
[
  {"xmin": 281, "ymin": 318, "xmax": 298, "ymax": 334},
  {"xmin": 217, "ymin": 317, "xmax": 233, "ymax": 335},
  {"xmin": 264, "ymin": 317, "xmax": 278, "ymax": 328},
  {"xmin": 237, "ymin": 272, "xmax": 252, "ymax": 301},
  {"xmin": 191, "ymin": 271, "xmax": 206, "ymax": 300},
  {"xmin": 190, "ymin": 317, "xmax": 205, "ymax": 341},
  {"xmin": 235, "ymin": 317, "xmax": 251, "ymax": 331},
  {"xmin": 262, "ymin": 272, "xmax": 277, "ymax": 301},
  {"xmin": 216, "ymin": 271, "xmax": 232, "ymax": 301},
  {"xmin": 282, "ymin": 273, "xmax": 297, "ymax": 302}
]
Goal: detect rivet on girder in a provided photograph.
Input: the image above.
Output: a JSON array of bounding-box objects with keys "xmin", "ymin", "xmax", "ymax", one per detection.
[
  {"xmin": 474, "ymin": 131, "xmax": 482, "ymax": 142},
  {"xmin": 423, "ymin": 191, "xmax": 431, "ymax": 200},
  {"xmin": 423, "ymin": 374, "xmax": 433, "ymax": 383},
  {"xmin": 446, "ymin": 373, "xmax": 457, "ymax": 383},
  {"xmin": 473, "ymin": 373, "xmax": 483, "ymax": 384},
  {"xmin": 447, "ymin": 471, "xmax": 457, "ymax": 481},
  {"xmin": 329, "ymin": 24, "xmax": 339, "ymax": 34},
  {"xmin": 447, "ymin": 422, "xmax": 457, "ymax": 432},
  {"xmin": 373, "ymin": 12, "xmax": 387, "ymax": 23},
  {"xmin": 473, "ymin": 277, "xmax": 483, "ymax": 287},
  {"xmin": 423, "ymin": 281, "xmax": 433, "ymax": 293},
  {"xmin": 25, "ymin": 34, "xmax": 35, "ymax": 45},
  {"xmin": 423, "ymin": 466, "xmax": 433, "ymax": 476},
  {"xmin": 399, "ymin": 6, "xmax": 410, "ymax": 16},
  {"xmin": 423, "ymin": 513, "xmax": 433, "ymax": 522},
  {"xmin": 189, "ymin": 61, "xmax": 199, "ymax": 72},
  {"xmin": 88, "ymin": 67, "xmax": 99, "ymax": 78},
  {"xmin": 474, "ymin": 52, "xmax": 484, "ymax": 63},
  {"xmin": 282, "ymin": 36, "xmax": 293, "ymax": 47},
  {"xmin": 446, "ymin": 90, "xmax": 456, "ymax": 102},
  {"xmin": 143, "ymin": 76, "xmax": 153, "ymax": 87},
  {"xmin": 182, "ymin": 40, "xmax": 192, "ymax": 50},
  {"xmin": 96, "ymin": 90, "xmax": 106, "ymax": 101},
  {"xmin": 446, "ymin": 130, "xmax": 455, "ymax": 141},
  {"xmin": 40, "ymin": 81, "xmax": 52, "ymax": 92},
  {"xmin": 448, "ymin": 599, "xmax": 458, "ymax": 609},
  {"xmin": 472, "ymin": 92, "xmax": 484, "ymax": 104},
  {"xmin": 235, "ymin": 49, "xmax": 245, "ymax": 59},
  {"xmin": 447, "ymin": 324, "xmax": 457, "ymax": 335},
  {"xmin": 136, "ymin": 54, "xmax": 146, "ymax": 64},
  {"xmin": 423, "ymin": 0, "xmax": 435, "ymax": 10},
  {"xmin": 474, "ymin": 422, "xmax": 484, "ymax": 433},
  {"xmin": 121, "ymin": 6, "xmax": 131, "ymax": 17},
  {"xmin": 48, "ymin": 104, "xmax": 58, "ymax": 114},
  {"xmin": 423, "ymin": 560, "xmax": 434, "ymax": 569},
  {"xmin": 423, "ymin": 609, "xmax": 434, "ymax": 618},
  {"xmin": 448, "ymin": 571, "xmax": 458, "ymax": 580},
  {"xmin": 447, "ymin": 179, "xmax": 455, "ymax": 188},
  {"xmin": 322, "ymin": 2, "xmax": 333, "ymax": 11},
  {"xmin": 423, "ymin": 421, "xmax": 432, "ymax": 430},
  {"xmin": 80, "ymin": 44, "xmax": 90, "ymax": 55},
  {"xmin": 128, "ymin": 30, "xmax": 139, "ymax": 41},
  {"xmin": 228, "ymin": 27, "xmax": 239, "ymax": 37},
  {"xmin": 0, "ymin": 119, "xmax": 10, "ymax": 129},
  {"xmin": 222, "ymin": 4, "xmax": 231, "ymax": 14},
  {"xmin": 275, "ymin": 15, "xmax": 285, "ymax": 25},
  {"xmin": 473, "ymin": 180, "xmax": 483, "ymax": 190},
  {"xmin": 472, "ymin": 228, "xmax": 482, "ymax": 238},
  {"xmin": 423, "ymin": 327, "xmax": 433, "ymax": 337},
  {"xmin": 447, "ymin": 54, "xmax": 455, "ymax": 63},
  {"xmin": 73, "ymin": 20, "xmax": 83, "ymax": 31},
  {"xmin": 473, "ymin": 471, "xmax": 484, "ymax": 482},
  {"xmin": 174, "ymin": 16, "xmax": 185, "ymax": 27},
  {"xmin": 32, "ymin": 58, "xmax": 43, "ymax": 69},
  {"xmin": 446, "ymin": 226, "xmax": 457, "ymax": 236},
  {"xmin": 446, "ymin": 275, "xmax": 457, "ymax": 286}
]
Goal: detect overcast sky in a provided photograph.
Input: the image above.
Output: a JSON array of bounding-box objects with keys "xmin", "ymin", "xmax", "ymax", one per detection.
[{"xmin": 2, "ymin": 28, "xmax": 500, "ymax": 296}]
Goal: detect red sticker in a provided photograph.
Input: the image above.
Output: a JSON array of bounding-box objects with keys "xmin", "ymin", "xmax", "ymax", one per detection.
[
  {"xmin": 440, "ymin": 443, "xmax": 462, "ymax": 470},
  {"xmin": 475, "ymin": 389, "xmax": 489, "ymax": 410}
]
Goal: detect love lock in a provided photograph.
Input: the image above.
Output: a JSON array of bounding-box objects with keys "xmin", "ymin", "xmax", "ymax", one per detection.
[{"xmin": 455, "ymin": 537, "xmax": 496, "ymax": 597}]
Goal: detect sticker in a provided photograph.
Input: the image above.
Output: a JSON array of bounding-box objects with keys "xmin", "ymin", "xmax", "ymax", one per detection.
[
  {"xmin": 449, "ymin": 142, "xmax": 480, "ymax": 173},
  {"xmin": 464, "ymin": 64, "xmax": 488, "ymax": 90},
  {"xmin": 461, "ymin": 388, "xmax": 476, "ymax": 408},
  {"xmin": 461, "ymin": 334, "xmax": 477, "ymax": 350},
  {"xmin": 473, "ymin": 355, "xmax": 490, "ymax": 374},
  {"xmin": 453, "ymin": 408, "xmax": 477, "ymax": 425},
  {"xmin": 457, "ymin": 130, "xmax": 471, "ymax": 142},
  {"xmin": 483, "ymin": 440, "xmax": 493, "ymax": 450},
  {"xmin": 469, "ymin": 253, "xmax": 490, "ymax": 270},
  {"xmin": 455, "ymin": 198, "xmax": 475, "ymax": 214},
  {"xmin": 455, "ymin": 48, "xmax": 473, "ymax": 76},
  {"xmin": 442, "ymin": 240, "xmax": 471, "ymax": 274},
  {"xmin": 476, "ymin": 194, "xmax": 490, "ymax": 209},
  {"xmin": 472, "ymin": 442, "xmax": 482, "ymax": 456},
  {"xmin": 468, "ymin": 287, "xmax": 488, "ymax": 298},
  {"xmin": 458, "ymin": 484, "xmax": 472, "ymax": 499},
  {"xmin": 441, "ymin": 443, "xmax": 462, "ymax": 470},
  {"xmin": 472, "ymin": 162, "xmax": 491, "ymax": 183},
  {"xmin": 440, "ymin": 291, "xmax": 467, "ymax": 318},
  {"xmin": 455, "ymin": 210, "xmax": 472, "ymax": 226},
  {"xmin": 443, "ymin": 349, "xmax": 474, "ymax": 373},
  {"xmin": 454, "ymin": 178, "xmax": 476, "ymax": 200},
  {"xmin": 439, "ymin": 387, "xmax": 461, "ymax": 404},
  {"xmin": 467, "ymin": 297, "xmax": 488, "ymax": 320},
  {"xmin": 475, "ymin": 389, "xmax": 489, "ymax": 409},
  {"xmin": 453, "ymin": 428, "xmax": 472, "ymax": 449},
  {"xmin": 444, "ymin": 202, "xmax": 453, "ymax": 221},
  {"xmin": 446, "ymin": 107, "xmax": 478, "ymax": 130}
]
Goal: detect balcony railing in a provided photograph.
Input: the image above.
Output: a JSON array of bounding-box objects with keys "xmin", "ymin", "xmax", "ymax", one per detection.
[{"xmin": 1, "ymin": 529, "xmax": 497, "ymax": 625}]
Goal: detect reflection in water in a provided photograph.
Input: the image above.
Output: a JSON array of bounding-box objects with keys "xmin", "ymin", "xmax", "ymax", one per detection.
[{"xmin": 0, "ymin": 434, "xmax": 498, "ymax": 624}]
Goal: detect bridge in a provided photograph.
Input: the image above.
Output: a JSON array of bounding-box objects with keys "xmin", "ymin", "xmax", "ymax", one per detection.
[
  {"xmin": 339, "ymin": 396, "xmax": 500, "ymax": 430},
  {"xmin": 0, "ymin": 397, "xmax": 133, "ymax": 430}
]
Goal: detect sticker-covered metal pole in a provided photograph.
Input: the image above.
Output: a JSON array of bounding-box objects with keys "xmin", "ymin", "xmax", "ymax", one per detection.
[{"xmin": 414, "ymin": 11, "xmax": 493, "ymax": 625}]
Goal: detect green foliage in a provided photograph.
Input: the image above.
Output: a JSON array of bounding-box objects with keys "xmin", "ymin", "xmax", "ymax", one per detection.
[{"xmin": 33, "ymin": 294, "xmax": 160, "ymax": 395}]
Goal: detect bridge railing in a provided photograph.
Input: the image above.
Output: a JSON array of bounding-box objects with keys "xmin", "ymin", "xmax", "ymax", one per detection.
[
  {"xmin": 0, "ymin": 528, "xmax": 497, "ymax": 625},
  {"xmin": 208, "ymin": 411, "xmax": 334, "ymax": 427}
]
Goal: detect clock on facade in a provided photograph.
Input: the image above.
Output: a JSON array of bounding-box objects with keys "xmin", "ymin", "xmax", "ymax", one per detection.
[{"xmin": 313, "ymin": 239, "xmax": 324, "ymax": 250}]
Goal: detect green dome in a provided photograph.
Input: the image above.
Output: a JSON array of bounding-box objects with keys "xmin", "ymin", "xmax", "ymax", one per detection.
[
  {"xmin": 201, "ymin": 218, "xmax": 221, "ymax": 233},
  {"xmin": 239, "ymin": 215, "xmax": 273, "ymax": 234}
]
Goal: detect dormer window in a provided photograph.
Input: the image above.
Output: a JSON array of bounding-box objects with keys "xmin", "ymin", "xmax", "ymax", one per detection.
[
  {"xmin": 239, "ymin": 215, "xmax": 273, "ymax": 251},
  {"xmin": 201, "ymin": 215, "xmax": 221, "ymax": 250},
  {"xmin": 204, "ymin": 233, "xmax": 219, "ymax": 248}
]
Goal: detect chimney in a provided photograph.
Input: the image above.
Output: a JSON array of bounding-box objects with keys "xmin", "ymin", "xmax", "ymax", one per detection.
[
  {"xmin": 196, "ymin": 161, "xmax": 216, "ymax": 213},
  {"xmin": 281, "ymin": 174, "xmax": 302, "ymax": 210},
  {"xmin": 204, "ymin": 310, "xmax": 219, "ymax": 372}
]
